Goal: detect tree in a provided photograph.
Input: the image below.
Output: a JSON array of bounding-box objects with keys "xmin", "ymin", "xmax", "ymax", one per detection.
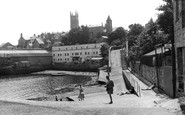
[
  {"xmin": 100, "ymin": 43, "xmax": 110, "ymax": 66},
  {"xmin": 127, "ymin": 23, "xmax": 144, "ymax": 48},
  {"xmin": 61, "ymin": 33, "xmax": 70, "ymax": 45},
  {"xmin": 156, "ymin": 0, "xmax": 173, "ymax": 42},
  {"xmin": 62, "ymin": 26, "xmax": 90, "ymax": 45},
  {"xmin": 107, "ymin": 27, "xmax": 127, "ymax": 46},
  {"xmin": 128, "ymin": 0, "xmax": 172, "ymax": 64},
  {"xmin": 129, "ymin": 19, "xmax": 166, "ymax": 61}
]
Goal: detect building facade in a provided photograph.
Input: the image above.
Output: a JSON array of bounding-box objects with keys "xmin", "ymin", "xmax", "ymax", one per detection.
[
  {"xmin": 88, "ymin": 16, "xmax": 113, "ymax": 38},
  {"xmin": 70, "ymin": 12, "xmax": 79, "ymax": 29},
  {"xmin": 0, "ymin": 49, "xmax": 52, "ymax": 74},
  {"xmin": 173, "ymin": 0, "xmax": 185, "ymax": 97},
  {"xmin": 0, "ymin": 50, "xmax": 52, "ymax": 66},
  {"xmin": 89, "ymin": 25, "xmax": 104, "ymax": 39},
  {"xmin": 52, "ymin": 43, "xmax": 104, "ymax": 63}
]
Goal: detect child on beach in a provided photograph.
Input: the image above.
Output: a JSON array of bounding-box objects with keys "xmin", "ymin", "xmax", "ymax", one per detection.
[{"xmin": 78, "ymin": 84, "xmax": 85, "ymax": 101}]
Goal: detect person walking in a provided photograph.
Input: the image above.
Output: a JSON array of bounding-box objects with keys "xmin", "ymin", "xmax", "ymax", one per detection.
[
  {"xmin": 105, "ymin": 76, "xmax": 114, "ymax": 104},
  {"xmin": 78, "ymin": 84, "xmax": 85, "ymax": 101}
]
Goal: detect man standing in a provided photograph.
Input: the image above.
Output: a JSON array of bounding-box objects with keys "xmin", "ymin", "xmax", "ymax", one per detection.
[{"xmin": 105, "ymin": 76, "xmax": 114, "ymax": 104}]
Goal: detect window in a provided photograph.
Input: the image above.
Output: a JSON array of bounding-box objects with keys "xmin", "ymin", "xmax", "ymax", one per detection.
[
  {"xmin": 58, "ymin": 59, "xmax": 59, "ymax": 61},
  {"xmin": 53, "ymin": 54, "xmax": 55, "ymax": 56},
  {"xmin": 72, "ymin": 53, "xmax": 74, "ymax": 55},
  {"xmin": 58, "ymin": 54, "xmax": 59, "ymax": 56},
  {"xmin": 85, "ymin": 52, "xmax": 87, "ymax": 55},
  {"xmin": 60, "ymin": 54, "xmax": 62, "ymax": 56},
  {"xmin": 93, "ymin": 52, "xmax": 95, "ymax": 54},
  {"xmin": 75, "ymin": 53, "xmax": 79, "ymax": 55},
  {"xmin": 80, "ymin": 52, "xmax": 82, "ymax": 55},
  {"xmin": 88, "ymin": 52, "xmax": 90, "ymax": 55},
  {"xmin": 59, "ymin": 48, "xmax": 60, "ymax": 50},
  {"xmin": 66, "ymin": 48, "xmax": 67, "ymax": 50},
  {"xmin": 76, "ymin": 47, "xmax": 77, "ymax": 49},
  {"xmin": 96, "ymin": 51, "xmax": 98, "ymax": 54},
  {"xmin": 86, "ymin": 46, "xmax": 88, "ymax": 48}
]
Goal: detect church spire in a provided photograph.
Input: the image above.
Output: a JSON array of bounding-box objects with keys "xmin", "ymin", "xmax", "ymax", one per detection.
[{"xmin": 106, "ymin": 15, "xmax": 112, "ymax": 34}]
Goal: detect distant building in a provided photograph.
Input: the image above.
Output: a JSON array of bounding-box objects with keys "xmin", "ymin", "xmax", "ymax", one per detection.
[
  {"xmin": 26, "ymin": 37, "xmax": 44, "ymax": 49},
  {"xmin": 52, "ymin": 43, "xmax": 104, "ymax": 63},
  {"xmin": 0, "ymin": 49, "xmax": 52, "ymax": 67},
  {"xmin": 88, "ymin": 16, "xmax": 113, "ymax": 39},
  {"xmin": 88, "ymin": 25, "xmax": 104, "ymax": 39},
  {"xmin": 18, "ymin": 33, "xmax": 26, "ymax": 48},
  {"xmin": 173, "ymin": 0, "xmax": 185, "ymax": 97},
  {"xmin": 0, "ymin": 42, "xmax": 15, "ymax": 50},
  {"xmin": 70, "ymin": 12, "xmax": 113, "ymax": 39},
  {"xmin": 17, "ymin": 34, "xmax": 45, "ymax": 49},
  {"xmin": 70, "ymin": 11, "xmax": 79, "ymax": 29}
]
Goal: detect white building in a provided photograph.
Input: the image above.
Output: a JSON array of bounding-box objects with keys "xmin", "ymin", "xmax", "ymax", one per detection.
[{"xmin": 52, "ymin": 43, "xmax": 104, "ymax": 63}]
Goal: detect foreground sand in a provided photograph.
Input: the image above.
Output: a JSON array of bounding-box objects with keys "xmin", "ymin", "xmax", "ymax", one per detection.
[{"xmin": 0, "ymin": 69, "xmax": 182, "ymax": 115}]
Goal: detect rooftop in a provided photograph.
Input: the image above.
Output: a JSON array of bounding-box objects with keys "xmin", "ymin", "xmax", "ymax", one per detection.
[
  {"xmin": 0, "ymin": 50, "xmax": 51, "ymax": 57},
  {"xmin": 144, "ymin": 47, "xmax": 170, "ymax": 56}
]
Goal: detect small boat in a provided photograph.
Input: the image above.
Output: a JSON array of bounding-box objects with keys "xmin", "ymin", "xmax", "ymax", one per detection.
[{"xmin": 51, "ymin": 72, "xmax": 65, "ymax": 76}]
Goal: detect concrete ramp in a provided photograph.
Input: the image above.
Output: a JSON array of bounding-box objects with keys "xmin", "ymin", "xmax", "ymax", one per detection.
[
  {"xmin": 110, "ymin": 67, "xmax": 128, "ymax": 93},
  {"xmin": 98, "ymin": 67, "xmax": 128, "ymax": 93}
]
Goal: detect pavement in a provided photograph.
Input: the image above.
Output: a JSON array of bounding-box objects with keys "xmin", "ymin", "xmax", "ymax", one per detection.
[{"xmin": 0, "ymin": 65, "xmax": 182, "ymax": 115}]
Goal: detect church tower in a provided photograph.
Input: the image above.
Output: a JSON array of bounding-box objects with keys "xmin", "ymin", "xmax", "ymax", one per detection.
[
  {"xmin": 105, "ymin": 15, "xmax": 112, "ymax": 34},
  {"xmin": 70, "ymin": 11, "xmax": 79, "ymax": 30}
]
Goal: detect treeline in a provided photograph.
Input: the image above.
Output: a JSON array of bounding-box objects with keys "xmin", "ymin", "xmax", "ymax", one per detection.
[{"xmin": 100, "ymin": 0, "xmax": 173, "ymax": 65}]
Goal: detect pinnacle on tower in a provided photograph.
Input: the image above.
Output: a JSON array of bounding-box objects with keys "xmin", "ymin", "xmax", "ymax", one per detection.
[
  {"xmin": 107, "ymin": 15, "xmax": 111, "ymax": 20},
  {"xmin": 70, "ymin": 11, "xmax": 79, "ymax": 30},
  {"xmin": 106, "ymin": 15, "xmax": 112, "ymax": 34}
]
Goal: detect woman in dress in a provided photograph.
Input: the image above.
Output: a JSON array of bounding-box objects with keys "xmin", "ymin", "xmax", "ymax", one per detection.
[{"xmin": 78, "ymin": 84, "xmax": 84, "ymax": 101}]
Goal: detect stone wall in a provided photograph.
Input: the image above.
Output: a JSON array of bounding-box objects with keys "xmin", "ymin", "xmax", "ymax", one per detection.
[{"xmin": 132, "ymin": 63, "xmax": 165, "ymax": 92}]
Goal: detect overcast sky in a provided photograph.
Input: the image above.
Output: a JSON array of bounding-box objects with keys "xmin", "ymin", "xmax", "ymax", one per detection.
[{"xmin": 0, "ymin": 0, "xmax": 164, "ymax": 45}]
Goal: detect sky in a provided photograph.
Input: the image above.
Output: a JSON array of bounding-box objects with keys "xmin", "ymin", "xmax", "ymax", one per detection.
[{"xmin": 0, "ymin": 0, "xmax": 164, "ymax": 45}]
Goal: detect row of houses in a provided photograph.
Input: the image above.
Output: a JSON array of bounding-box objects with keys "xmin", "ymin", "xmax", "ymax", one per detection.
[
  {"xmin": 18, "ymin": 33, "xmax": 51, "ymax": 49},
  {"xmin": 0, "ymin": 42, "xmax": 104, "ymax": 74}
]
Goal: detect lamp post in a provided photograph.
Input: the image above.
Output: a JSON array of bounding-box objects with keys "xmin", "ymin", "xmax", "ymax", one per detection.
[{"xmin": 107, "ymin": 46, "xmax": 113, "ymax": 76}]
